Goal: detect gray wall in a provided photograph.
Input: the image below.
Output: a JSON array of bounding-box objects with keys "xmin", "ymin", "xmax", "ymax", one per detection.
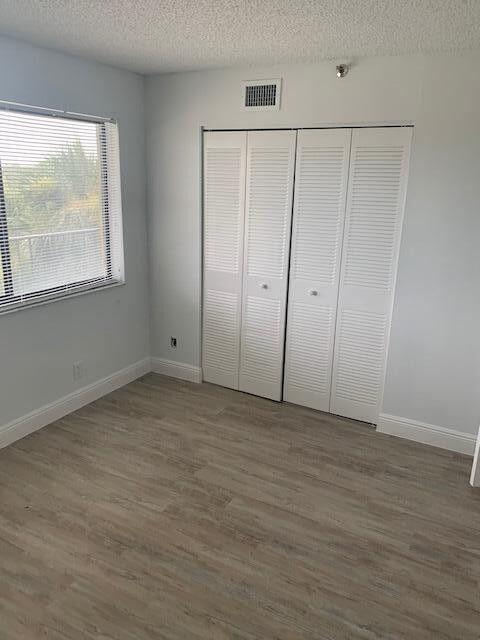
[
  {"xmin": 145, "ymin": 52, "xmax": 480, "ymax": 436},
  {"xmin": 0, "ymin": 36, "xmax": 150, "ymax": 426}
]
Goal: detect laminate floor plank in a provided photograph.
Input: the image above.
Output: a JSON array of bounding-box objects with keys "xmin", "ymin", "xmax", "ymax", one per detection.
[{"xmin": 0, "ymin": 373, "xmax": 478, "ymax": 639}]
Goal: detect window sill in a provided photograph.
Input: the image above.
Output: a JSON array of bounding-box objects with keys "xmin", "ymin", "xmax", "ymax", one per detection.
[{"xmin": 0, "ymin": 279, "xmax": 125, "ymax": 317}]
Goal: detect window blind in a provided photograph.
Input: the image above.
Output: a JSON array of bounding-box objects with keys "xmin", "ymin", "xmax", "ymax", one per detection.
[{"xmin": 0, "ymin": 108, "xmax": 124, "ymax": 312}]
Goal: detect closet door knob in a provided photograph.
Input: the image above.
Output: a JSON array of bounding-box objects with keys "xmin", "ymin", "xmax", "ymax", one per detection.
[
  {"xmin": 309, "ymin": 289, "xmax": 318, "ymax": 296},
  {"xmin": 260, "ymin": 283, "xmax": 268, "ymax": 290}
]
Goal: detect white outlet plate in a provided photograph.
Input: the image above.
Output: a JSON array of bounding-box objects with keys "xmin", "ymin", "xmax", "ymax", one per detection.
[{"xmin": 73, "ymin": 361, "xmax": 84, "ymax": 381}]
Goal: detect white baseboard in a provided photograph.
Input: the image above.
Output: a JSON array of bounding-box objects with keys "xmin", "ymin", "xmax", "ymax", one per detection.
[
  {"xmin": 377, "ymin": 413, "xmax": 476, "ymax": 456},
  {"xmin": 470, "ymin": 427, "xmax": 480, "ymax": 486},
  {"xmin": 0, "ymin": 357, "xmax": 151, "ymax": 450},
  {"xmin": 3, "ymin": 357, "xmax": 474, "ymax": 462},
  {"xmin": 151, "ymin": 357, "xmax": 202, "ymax": 383}
]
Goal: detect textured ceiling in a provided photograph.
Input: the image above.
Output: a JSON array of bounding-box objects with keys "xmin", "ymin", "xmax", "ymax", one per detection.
[{"xmin": 0, "ymin": 0, "xmax": 479, "ymax": 74}]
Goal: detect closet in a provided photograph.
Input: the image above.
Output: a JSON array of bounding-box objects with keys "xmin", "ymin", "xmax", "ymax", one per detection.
[{"xmin": 202, "ymin": 126, "xmax": 411, "ymax": 423}]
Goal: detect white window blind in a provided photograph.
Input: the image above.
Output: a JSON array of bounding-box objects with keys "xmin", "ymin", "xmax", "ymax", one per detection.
[{"xmin": 0, "ymin": 108, "xmax": 124, "ymax": 313}]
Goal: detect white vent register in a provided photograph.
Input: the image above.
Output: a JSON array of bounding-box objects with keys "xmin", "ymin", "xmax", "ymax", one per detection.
[{"xmin": 242, "ymin": 79, "xmax": 281, "ymax": 110}]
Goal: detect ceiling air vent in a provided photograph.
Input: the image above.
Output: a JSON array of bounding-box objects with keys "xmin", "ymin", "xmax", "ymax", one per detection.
[{"xmin": 242, "ymin": 79, "xmax": 281, "ymax": 111}]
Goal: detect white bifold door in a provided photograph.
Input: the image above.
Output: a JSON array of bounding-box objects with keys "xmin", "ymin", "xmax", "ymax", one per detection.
[
  {"xmin": 329, "ymin": 127, "xmax": 411, "ymax": 422},
  {"xmin": 202, "ymin": 131, "xmax": 247, "ymax": 389},
  {"xmin": 239, "ymin": 130, "xmax": 296, "ymax": 400},
  {"xmin": 284, "ymin": 129, "xmax": 352, "ymax": 411},
  {"xmin": 203, "ymin": 126, "xmax": 411, "ymax": 424},
  {"xmin": 284, "ymin": 126, "xmax": 412, "ymax": 422},
  {"xmin": 202, "ymin": 130, "xmax": 296, "ymax": 400}
]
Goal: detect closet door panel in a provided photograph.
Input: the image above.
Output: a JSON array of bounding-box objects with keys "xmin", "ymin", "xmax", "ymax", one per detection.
[
  {"xmin": 239, "ymin": 130, "xmax": 297, "ymax": 400},
  {"xmin": 202, "ymin": 131, "xmax": 247, "ymax": 388},
  {"xmin": 284, "ymin": 129, "xmax": 352, "ymax": 411},
  {"xmin": 330, "ymin": 127, "xmax": 412, "ymax": 423}
]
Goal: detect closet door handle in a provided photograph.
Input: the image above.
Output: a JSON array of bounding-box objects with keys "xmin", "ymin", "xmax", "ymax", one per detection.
[
  {"xmin": 260, "ymin": 283, "xmax": 268, "ymax": 290},
  {"xmin": 308, "ymin": 289, "xmax": 318, "ymax": 296}
]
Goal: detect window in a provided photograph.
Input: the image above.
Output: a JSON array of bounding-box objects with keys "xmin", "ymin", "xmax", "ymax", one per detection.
[{"xmin": 0, "ymin": 107, "xmax": 124, "ymax": 313}]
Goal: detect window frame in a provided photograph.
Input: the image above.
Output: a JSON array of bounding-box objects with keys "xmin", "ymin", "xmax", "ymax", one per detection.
[{"xmin": 0, "ymin": 109, "xmax": 124, "ymax": 314}]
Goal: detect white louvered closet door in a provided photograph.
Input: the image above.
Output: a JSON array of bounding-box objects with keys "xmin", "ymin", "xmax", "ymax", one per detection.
[
  {"xmin": 284, "ymin": 129, "xmax": 352, "ymax": 411},
  {"xmin": 239, "ymin": 130, "xmax": 297, "ymax": 400},
  {"xmin": 330, "ymin": 127, "xmax": 412, "ymax": 423},
  {"xmin": 202, "ymin": 131, "xmax": 247, "ymax": 389}
]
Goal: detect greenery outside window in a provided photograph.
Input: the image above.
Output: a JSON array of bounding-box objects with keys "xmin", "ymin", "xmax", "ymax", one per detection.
[{"xmin": 0, "ymin": 107, "xmax": 124, "ymax": 313}]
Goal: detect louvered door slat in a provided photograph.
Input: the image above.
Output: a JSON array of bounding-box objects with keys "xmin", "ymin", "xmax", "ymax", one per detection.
[
  {"xmin": 239, "ymin": 130, "xmax": 296, "ymax": 400},
  {"xmin": 284, "ymin": 129, "xmax": 352, "ymax": 411},
  {"xmin": 202, "ymin": 131, "xmax": 247, "ymax": 389},
  {"xmin": 330, "ymin": 127, "xmax": 412, "ymax": 423}
]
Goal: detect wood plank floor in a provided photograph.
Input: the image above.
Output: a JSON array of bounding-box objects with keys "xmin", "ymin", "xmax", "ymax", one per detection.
[{"xmin": 0, "ymin": 373, "xmax": 479, "ymax": 639}]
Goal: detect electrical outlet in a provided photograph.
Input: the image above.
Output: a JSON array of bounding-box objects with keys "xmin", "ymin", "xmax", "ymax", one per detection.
[
  {"xmin": 170, "ymin": 336, "xmax": 177, "ymax": 349},
  {"xmin": 73, "ymin": 361, "xmax": 84, "ymax": 381}
]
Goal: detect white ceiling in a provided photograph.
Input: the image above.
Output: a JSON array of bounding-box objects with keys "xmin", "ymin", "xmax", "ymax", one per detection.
[{"xmin": 0, "ymin": 0, "xmax": 479, "ymax": 75}]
